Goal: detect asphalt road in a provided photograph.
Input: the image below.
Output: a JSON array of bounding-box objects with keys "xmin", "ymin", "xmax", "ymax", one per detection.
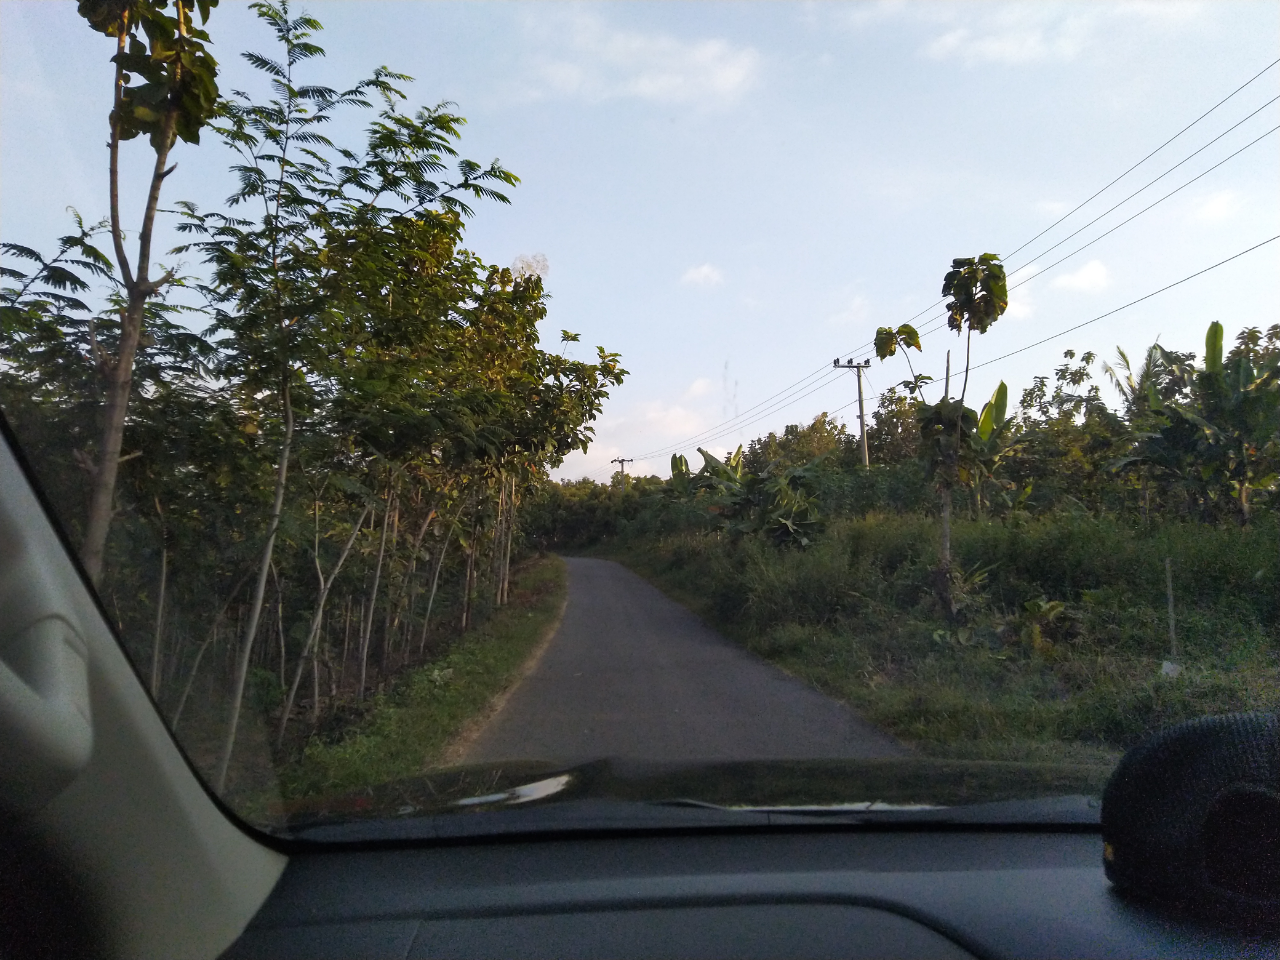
[{"xmin": 463, "ymin": 557, "xmax": 905, "ymax": 764}]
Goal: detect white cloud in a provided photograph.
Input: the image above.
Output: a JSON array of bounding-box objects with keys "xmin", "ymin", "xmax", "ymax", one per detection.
[
  {"xmin": 684, "ymin": 377, "xmax": 714, "ymax": 399},
  {"xmin": 1006, "ymin": 295, "xmax": 1034, "ymax": 320},
  {"xmin": 1036, "ymin": 200, "xmax": 1071, "ymax": 217},
  {"xmin": 923, "ymin": 15, "xmax": 1091, "ymax": 65},
  {"xmin": 639, "ymin": 400, "xmax": 703, "ymax": 435},
  {"xmin": 524, "ymin": 12, "xmax": 759, "ymax": 104},
  {"xmin": 1192, "ymin": 190, "xmax": 1242, "ymax": 223},
  {"xmin": 511, "ymin": 252, "xmax": 549, "ymax": 277},
  {"xmin": 919, "ymin": 3, "xmax": 1204, "ymax": 66},
  {"xmin": 826, "ymin": 294, "xmax": 871, "ymax": 328},
  {"xmin": 1051, "ymin": 259, "xmax": 1110, "ymax": 293},
  {"xmin": 681, "ymin": 263, "xmax": 724, "ymax": 287}
]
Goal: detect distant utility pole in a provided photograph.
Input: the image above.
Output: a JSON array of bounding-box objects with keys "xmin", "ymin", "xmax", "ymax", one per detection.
[
  {"xmin": 833, "ymin": 358, "xmax": 872, "ymax": 467},
  {"xmin": 610, "ymin": 457, "xmax": 633, "ymax": 485}
]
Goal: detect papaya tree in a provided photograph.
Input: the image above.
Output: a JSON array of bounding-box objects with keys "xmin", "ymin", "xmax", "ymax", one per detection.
[{"xmin": 876, "ymin": 254, "xmax": 1008, "ymax": 615}]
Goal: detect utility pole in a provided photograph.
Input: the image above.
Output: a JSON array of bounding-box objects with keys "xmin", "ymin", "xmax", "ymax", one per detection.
[
  {"xmin": 610, "ymin": 457, "xmax": 633, "ymax": 487},
  {"xmin": 833, "ymin": 358, "xmax": 872, "ymax": 467}
]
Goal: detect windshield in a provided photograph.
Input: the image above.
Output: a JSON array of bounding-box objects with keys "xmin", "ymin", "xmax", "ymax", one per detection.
[{"xmin": 2, "ymin": 0, "xmax": 1277, "ymax": 835}]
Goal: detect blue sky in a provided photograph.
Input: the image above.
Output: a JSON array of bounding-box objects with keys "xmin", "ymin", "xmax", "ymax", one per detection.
[{"xmin": 3, "ymin": 1, "xmax": 1278, "ymax": 480}]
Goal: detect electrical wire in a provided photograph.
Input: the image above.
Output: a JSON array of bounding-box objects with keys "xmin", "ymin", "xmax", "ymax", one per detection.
[
  {"xmin": 831, "ymin": 64, "xmax": 1280, "ymax": 361},
  {"xmin": 968, "ymin": 234, "xmax": 1280, "ymax": 374},
  {"xmin": 588, "ymin": 368, "xmax": 848, "ymax": 477},
  {"xmin": 632, "ymin": 365, "xmax": 839, "ymax": 460},
  {"xmin": 1005, "ymin": 99, "xmax": 1279, "ymax": 278},
  {"xmin": 653, "ymin": 232, "xmax": 1280, "ymax": 476},
  {"xmin": 1004, "ymin": 56, "xmax": 1280, "ymax": 261},
  {"xmin": 886, "ymin": 119, "xmax": 1280, "ymax": 348}
]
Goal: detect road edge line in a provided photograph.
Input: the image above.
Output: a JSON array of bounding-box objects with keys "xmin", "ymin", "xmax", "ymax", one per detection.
[{"xmin": 439, "ymin": 557, "xmax": 570, "ymax": 766}]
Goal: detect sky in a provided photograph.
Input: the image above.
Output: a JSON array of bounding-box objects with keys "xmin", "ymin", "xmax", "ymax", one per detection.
[{"xmin": 2, "ymin": 1, "xmax": 1278, "ymax": 482}]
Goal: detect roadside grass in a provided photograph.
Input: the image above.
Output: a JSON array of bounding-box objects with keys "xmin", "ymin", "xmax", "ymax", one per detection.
[
  {"xmin": 591, "ymin": 512, "xmax": 1280, "ymax": 768},
  {"xmin": 275, "ymin": 554, "xmax": 566, "ymax": 807}
]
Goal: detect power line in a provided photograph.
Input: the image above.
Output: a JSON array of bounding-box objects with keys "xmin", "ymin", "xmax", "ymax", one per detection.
[
  {"xmin": 967, "ymin": 234, "xmax": 1280, "ymax": 374},
  {"xmin": 897, "ymin": 118, "xmax": 1280, "ymax": 348},
  {"xmin": 762, "ymin": 236, "xmax": 1280, "ymax": 448},
  {"xmin": 589, "ymin": 369, "xmax": 848, "ymax": 478},
  {"xmin": 591, "ymin": 235, "xmax": 1278, "ymax": 478},
  {"xmin": 1006, "ymin": 98, "xmax": 1279, "ymax": 277},
  {"xmin": 1007, "ymin": 125, "xmax": 1279, "ymax": 293},
  {"xmin": 631, "ymin": 366, "xmax": 839, "ymax": 461},
  {"xmin": 1005, "ymin": 56, "xmax": 1280, "ymax": 261},
  {"xmin": 653, "ymin": 94, "xmax": 1278, "ymax": 468},
  {"xmin": 834, "ymin": 62, "xmax": 1280, "ymax": 361}
]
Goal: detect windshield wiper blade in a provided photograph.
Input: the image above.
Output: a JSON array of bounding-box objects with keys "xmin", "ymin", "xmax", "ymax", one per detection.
[
  {"xmin": 675, "ymin": 794, "xmax": 1101, "ymax": 825},
  {"xmin": 289, "ymin": 798, "xmax": 777, "ymax": 843},
  {"xmin": 289, "ymin": 793, "xmax": 1100, "ymax": 844}
]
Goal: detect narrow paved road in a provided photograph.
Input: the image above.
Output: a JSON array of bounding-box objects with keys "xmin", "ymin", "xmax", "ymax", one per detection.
[{"xmin": 464, "ymin": 557, "xmax": 904, "ymax": 764}]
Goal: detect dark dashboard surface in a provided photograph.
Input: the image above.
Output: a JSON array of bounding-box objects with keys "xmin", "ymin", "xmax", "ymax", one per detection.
[{"xmin": 222, "ymin": 828, "xmax": 1278, "ymax": 959}]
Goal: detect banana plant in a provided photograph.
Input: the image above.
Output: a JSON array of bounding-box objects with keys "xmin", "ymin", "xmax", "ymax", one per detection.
[
  {"xmin": 961, "ymin": 382, "xmax": 1014, "ymax": 516},
  {"xmin": 663, "ymin": 446, "xmax": 822, "ymax": 546},
  {"xmin": 1118, "ymin": 322, "xmax": 1280, "ymax": 521},
  {"xmin": 667, "ymin": 453, "xmax": 694, "ymax": 499}
]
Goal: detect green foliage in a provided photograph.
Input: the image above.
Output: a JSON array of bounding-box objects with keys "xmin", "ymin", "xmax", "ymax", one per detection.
[
  {"xmin": 743, "ymin": 412, "xmax": 845, "ymax": 474},
  {"xmin": 873, "ymin": 324, "xmax": 931, "ymax": 396},
  {"xmin": 79, "ymin": 0, "xmax": 221, "ymax": 149},
  {"xmin": 671, "ymin": 445, "xmax": 825, "ymax": 546},
  {"xmin": 1, "ymin": 6, "xmax": 627, "ymax": 800},
  {"xmin": 941, "ymin": 253, "xmax": 1008, "ymax": 336},
  {"xmin": 1115, "ymin": 322, "xmax": 1280, "ymax": 521},
  {"xmin": 597, "ymin": 511, "xmax": 1279, "ymax": 758}
]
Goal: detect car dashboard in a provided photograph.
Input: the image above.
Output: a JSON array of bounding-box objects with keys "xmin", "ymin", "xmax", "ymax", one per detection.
[{"xmin": 222, "ymin": 827, "xmax": 1274, "ymax": 959}]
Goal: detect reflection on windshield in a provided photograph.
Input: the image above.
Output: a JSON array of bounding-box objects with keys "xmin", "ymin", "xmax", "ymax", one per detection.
[{"xmin": 1, "ymin": 2, "xmax": 1277, "ymax": 833}]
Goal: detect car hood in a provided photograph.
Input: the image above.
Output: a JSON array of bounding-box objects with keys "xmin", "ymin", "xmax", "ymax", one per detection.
[{"xmin": 279, "ymin": 757, "xmax": 1110, "ymax": 842}]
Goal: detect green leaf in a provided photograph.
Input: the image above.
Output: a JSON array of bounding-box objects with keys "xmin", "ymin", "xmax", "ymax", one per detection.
[
  {"xmin": 874, "ymin": 326, "xmax": 897, "ymax": 360},
  {"xmin": 1205, "ymin": 321, "xmax": 1224, "ymax": 374}
]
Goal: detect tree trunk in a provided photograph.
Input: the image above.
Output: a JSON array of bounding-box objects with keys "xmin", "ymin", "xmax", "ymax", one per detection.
[
  {"xmin": 493, "ymin": 478, "xmax": 507, "ymax": 606},
  {"xmin": 501, "ymin": 479, "xmax": 516, "ymax": 605},
  {"xmin": 460, "ymin": 510, "xmax": 478, "ymax": 631},
  {"xmin": 340, "ymin": 596, "xmax": 352, "ymax": 690},
  {"xmin": 358, "ymin": 481, "xmax": 394, "ymax": 702},
  {"xmin": 940, "ymin": 490, "xmax": 952, "ymax": 569},
  {"xmin": 418, "ymin": 519, "xmax": 453, "ymax": 655},
  {"xmin": 215, "ymin": 380, "xmax": 293, "ymax": 794},
  {"xmin": 171, "ymin": 571, "xmax": 250, "ymax": 730},
  {"xmin": 81, "ymin": 57, "xmax": 182, "ymax": 584},
  {"xmin": 272, "ymin": 562, "xmax": 286, "ymax": 688},
  {"xmin": 310, "ymin": 639, "xmax": 320, "ymax": 727},
  {"xmin": 150, "ymin": 505, "xmax": 168, "ymax": 699},
  {"xmin": 937, "ymin": 486, "xmax": 954, "ymax": 619},
  {"xmin": 401, "ymin": 503, "xmax": 437, "ymax": 659},
  {"xmin": 379, "ymin": 603, "xmax": 393, "ymax": 677},
  {"xmin": 276, "ymin": 504, "xmax": 368, "ymax": 747}
]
